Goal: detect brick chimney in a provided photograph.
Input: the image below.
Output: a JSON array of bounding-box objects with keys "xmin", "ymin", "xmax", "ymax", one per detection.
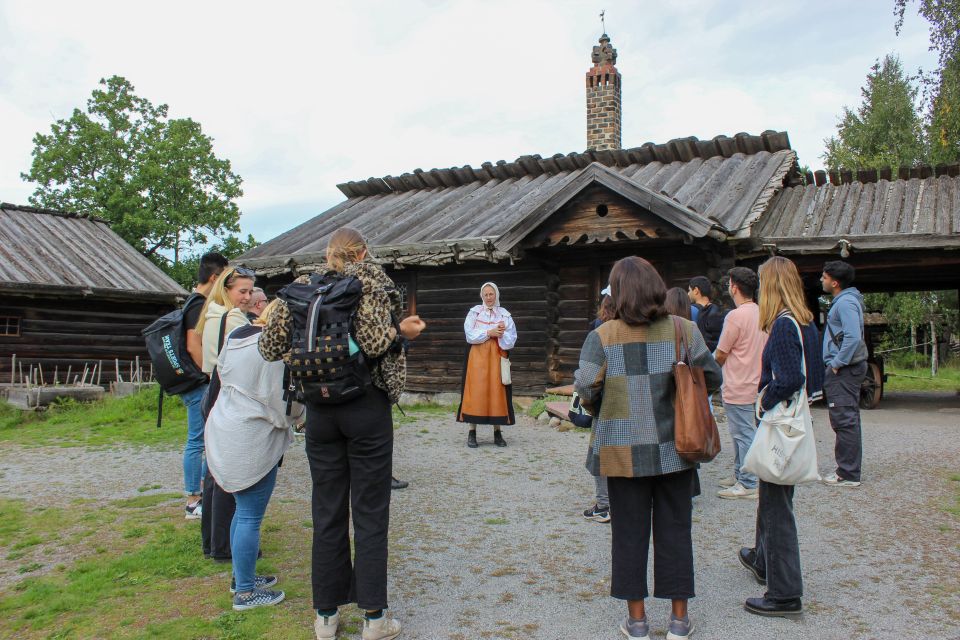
[{"xmin": 586, "ymin": 33, "xmax": 621, "ymax": 151}]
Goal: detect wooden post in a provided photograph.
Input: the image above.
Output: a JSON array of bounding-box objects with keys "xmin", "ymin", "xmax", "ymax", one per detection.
[
  {"xmin": 10, "ymin": 354, "xmax": 15, "ymax": 385},
  {"xmin": 53, "ymin": 366, "xmax": 58, "ymax": 386},
  {"xmin": 115, "ymin": 358, "xmax": 120, "ymax": 382},
  {"xmin": 37, "ymin": 363, "xmax": 45, "ymax": 387},
  {"xmin": 18, "ymin": 361, "xmax": 24, "ymax": 386},
  {"xmin": 97, "ymin": 360, "xmax": 102, "ymax": 386},
  {"xmin": 931, "ymin": 320, "xmax": 939, "ymax": 377}
]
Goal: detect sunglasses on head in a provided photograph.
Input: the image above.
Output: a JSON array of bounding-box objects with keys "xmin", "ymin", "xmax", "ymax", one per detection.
[{"xmin": 232, "ymin": 266, "xmax": 256, "ymax": 278}]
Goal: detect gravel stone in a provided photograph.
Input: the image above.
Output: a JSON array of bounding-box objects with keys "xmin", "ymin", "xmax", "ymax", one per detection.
[{"xmin": 1, "ymin": 392, "xmax": 958, "ymax": 638}]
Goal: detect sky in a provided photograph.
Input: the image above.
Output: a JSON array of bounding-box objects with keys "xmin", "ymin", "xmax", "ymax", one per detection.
[{"xmin": 0, "ymin": 0, "xmax": 939, "ymax": 245}]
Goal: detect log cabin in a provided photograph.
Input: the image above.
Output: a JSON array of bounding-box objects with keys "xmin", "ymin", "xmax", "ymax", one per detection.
[
  {"xmin": 0, "ymin": 203, "xmax": 188, "ymax": 385},
  {"xmin": 240, "ymin": 33, "xmax": 960, "ymax": 395}
]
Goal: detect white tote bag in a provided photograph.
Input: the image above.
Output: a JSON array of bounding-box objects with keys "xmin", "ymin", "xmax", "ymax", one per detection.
[{"xmin": 742, "ymin": 316, "xmax": 820, "ymax": 485}]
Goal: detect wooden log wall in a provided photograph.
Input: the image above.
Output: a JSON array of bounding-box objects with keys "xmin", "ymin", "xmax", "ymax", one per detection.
[
  {"xmin": 535, "ymin": 241, "xmax": 733, "ymax": 385},
  {"xmin": 403, "ymin": 264, "xmax": 549, "ymax": 394},
  {"xmin": 0, "ymin": 295, "xmax": 173, "ymax": 386},
  {"xmin": 250, "ymin": 237, "xmax": 735, "ymax": 395}
]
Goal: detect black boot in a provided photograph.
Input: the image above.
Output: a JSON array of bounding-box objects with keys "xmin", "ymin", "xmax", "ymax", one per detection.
[
  {"xmin": 467, "ymin": 431, "xmax": 478, "ymax": 448},
  {"xmin": 494, "ymin": 430, "xmax": 507, "ymax": 447}
]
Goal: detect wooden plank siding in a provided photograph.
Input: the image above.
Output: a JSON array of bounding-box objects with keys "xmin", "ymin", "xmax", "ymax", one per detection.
[{"xmin": 0, "ymin": 295, "xmax": 171, "ymax": 385}]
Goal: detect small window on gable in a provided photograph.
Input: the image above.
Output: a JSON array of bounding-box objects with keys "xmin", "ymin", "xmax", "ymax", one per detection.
[{"xmin": 0, "ymin": 317, "xmax": 20, "ymax": 337}]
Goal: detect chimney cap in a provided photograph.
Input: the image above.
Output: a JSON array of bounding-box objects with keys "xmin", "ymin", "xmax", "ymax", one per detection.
[{"xmin": 591, "ymin": 33, "xmax": 617, "ymax": 67}]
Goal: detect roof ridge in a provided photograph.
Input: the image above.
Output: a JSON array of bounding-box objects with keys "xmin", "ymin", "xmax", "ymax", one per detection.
[
  {"xmin": 337, "ymin": 130, "xmax": 792, "ymax": 198},
  {"xmin": 1, "ymin": 202, "xmax": 110, "ymax": 224},
  {"xmin": 804, "ymin": 163, "xmax": 960, "ymax": 187}
]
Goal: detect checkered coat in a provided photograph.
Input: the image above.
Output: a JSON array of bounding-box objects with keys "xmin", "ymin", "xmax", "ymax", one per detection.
[{"xmin": 574, "ymin": 316, "xmax": 723, "ymax": 478}]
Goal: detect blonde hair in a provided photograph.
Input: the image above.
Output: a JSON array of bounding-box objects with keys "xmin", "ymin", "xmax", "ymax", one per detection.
[
  {"xmin": 758, "ymin": 256, "xmax": 813, "ymax": 332},
  {"xmin": 326, "ymin": 227, "xmax": 367, "ymax": 272},
  {"xmin": 195, "ymin": 267, "xmax": 254, "ymax": 334},
  {"xmin": 254, "ymin": 299, "xmax": 280, "ymax": 326}
]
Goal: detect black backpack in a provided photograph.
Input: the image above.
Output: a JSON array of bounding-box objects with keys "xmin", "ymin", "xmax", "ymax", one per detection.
[
  {"xmin": 277, "ymin": 273, "xmax": 371, "ymax": 405},
  {"xmin": 142, "ymin": 293, "xmax": 208, "ymax": 396}
]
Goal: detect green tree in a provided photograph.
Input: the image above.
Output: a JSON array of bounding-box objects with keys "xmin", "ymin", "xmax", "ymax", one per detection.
[
  {"xmin": 22, "ymin": 76, "xmax": 243, "ymax": 264},
  {"xmin": 822, "ymin": 54, "xmax": 925, "ymax": 171},
  {"xmin": 927, "ymin": 56, "xmax": 960, "ymax": 163},
  {"xmin": 165, "ymin": 234, "xmax": 260, "ymax": 291},
  {"xmin": 895, "ymin": 0, "xmax": 960, "ymax": 163}
]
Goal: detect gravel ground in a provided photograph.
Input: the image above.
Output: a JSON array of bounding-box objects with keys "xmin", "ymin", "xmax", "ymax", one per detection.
[{"xmin": 1, "ymin": 391, "xmax": 958, "ymax": 639}]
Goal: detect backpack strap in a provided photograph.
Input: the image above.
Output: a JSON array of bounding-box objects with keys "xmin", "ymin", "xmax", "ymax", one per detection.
[{"xmin": 282, "ymin": 365, "xmax": 296, "ymax": 416}]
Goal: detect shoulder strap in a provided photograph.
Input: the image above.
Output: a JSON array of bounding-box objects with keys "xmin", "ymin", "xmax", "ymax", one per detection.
[
  {"xmin": 826, "ymin": 296, "xmax": 864, "ymax": 347},
  {"xmin": 673, "ymin": 316, "xmax": 688, "ymax": 363},
  {"xmin": 783, "ymin": 314, "xmax": 807, "ymax": 374},
  {"xmin": 218, "ymin": 312, "xmax": 229, "ymax": 352}
]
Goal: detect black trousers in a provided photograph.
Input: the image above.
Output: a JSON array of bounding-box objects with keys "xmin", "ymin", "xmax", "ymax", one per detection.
[
  {"xmin": 754, "ymin": 480, "xmax": 803, "ymax": 600},
  {"xmin": 201, "ymin": 468, "xmax": 235, "ymax": 560},
  {"xmin": 608, "ymin": 469, "xmax": 696, "ymax": 601},
  {"xmin": 305, "ymin": 388, "xmax": 393, "ymax": 611},
  {"xmin": 823, "ymin": 362, "xmax": 868, "ymax": 482}
]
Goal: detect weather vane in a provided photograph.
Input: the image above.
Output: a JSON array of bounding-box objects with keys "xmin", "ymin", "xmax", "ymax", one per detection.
[{"xmin": 599, "ymin": 9, "xmax": 606, "ymax": 34}]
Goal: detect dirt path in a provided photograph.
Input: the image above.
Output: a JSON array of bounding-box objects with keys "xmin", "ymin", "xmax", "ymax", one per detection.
[{"xmin": 1, "ymin": 392, "xmax": 958, "ymax": 639}]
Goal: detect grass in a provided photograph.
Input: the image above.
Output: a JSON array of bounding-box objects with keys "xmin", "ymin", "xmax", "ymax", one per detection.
[
  {"xmin": 526, "ymin": 394, "xmax": 567, "ymax": 418},
  {"xmin": 0, "ymin": 389, "xmax": 186, "ymax": 448},
  {"xmin": 0, "ymin": 400, "xmax": 455, "ymax": 639},
  {"xmin": 884, "ymin": 363, "xmax": 960, "ymax": 393},
  {"xmin": 946, "ymin": 474, "xmax": 960, "ymax": 520},
  {"xmin": 392, "ymin": 402, "xmax": 457, "ymax": 425},
  {"xmin": 0, "ymin": 493, "xmax": 347, "ymax": 639}
]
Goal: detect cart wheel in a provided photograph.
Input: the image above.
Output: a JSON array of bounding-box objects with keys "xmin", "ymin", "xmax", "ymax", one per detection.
[{"xmin": 859, "ymin": 362, "xmax": 883, "ymax": 409}]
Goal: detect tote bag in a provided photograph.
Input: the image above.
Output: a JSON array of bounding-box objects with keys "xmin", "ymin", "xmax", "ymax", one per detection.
[
  {"xmin": 742, "ymin": 316, "xmax": 820, "ymax": 485},
  {"xmin": 672, "ymin": 317, "xmax": 721, "ymax": 463}
]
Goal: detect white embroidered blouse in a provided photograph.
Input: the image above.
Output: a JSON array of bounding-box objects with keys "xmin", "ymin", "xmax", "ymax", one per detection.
[{"xmin": 463, "ymin": 304, "xmax": 518, "ymax": 351}]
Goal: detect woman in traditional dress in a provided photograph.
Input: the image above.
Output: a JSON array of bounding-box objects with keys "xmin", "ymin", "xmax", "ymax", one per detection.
[{"xmin": 457, "ymin": 282, "xmax": 517, "ymax": 448}]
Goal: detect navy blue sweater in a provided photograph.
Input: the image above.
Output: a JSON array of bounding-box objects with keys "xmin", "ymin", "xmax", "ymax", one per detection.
[{"xmin": 758, "ymin": 314, "xmax": 824, "ymax": 411}]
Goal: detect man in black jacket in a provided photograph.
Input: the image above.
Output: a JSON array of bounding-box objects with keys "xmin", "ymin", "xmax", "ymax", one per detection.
[{"xmin": 688, "ymin": 276, "xmax": 725, "ymax": 352}]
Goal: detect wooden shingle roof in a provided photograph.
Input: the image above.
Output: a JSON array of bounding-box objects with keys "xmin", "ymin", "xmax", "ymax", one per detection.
[
  {"xmin": 0, "ymin": 203, "xmax": 188, "ymax": 301},
  {"xmin": 242, "ymin": 131, "xmax": 796, "ymax": 272},
  {"xmin": 754, "ymin": 168, "xmax": 960, "ymax": 253}
]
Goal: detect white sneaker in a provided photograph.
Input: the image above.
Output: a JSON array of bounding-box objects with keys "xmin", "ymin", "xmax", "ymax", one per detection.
[
  {"xmin": 718, "ymin": 475, "xmax": 737, "ymax": 488},
  {"xmin": 718, "ymin": 482, "xmax": 758, "ymax": 500},
  {"xmin": 822, "ymin": 473, "xmax": 861, "ymax": 487},
  {"xmin": 362, "ymin": 615, "xmax": 401, "ymax": 640},
  {"xmin": 315, "ymin": 610, "xmax": 339, "ymax": 639}
]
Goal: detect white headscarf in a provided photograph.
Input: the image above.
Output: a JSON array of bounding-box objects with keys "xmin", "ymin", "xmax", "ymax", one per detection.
[{"xmin": 480, "ymin": 281, "xmax": 500, "ymax": 309}]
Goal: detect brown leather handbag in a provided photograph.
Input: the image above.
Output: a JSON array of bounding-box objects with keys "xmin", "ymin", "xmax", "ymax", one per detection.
[{"xmin": 672, "ymin": 317, "xmax": 721, "ymax": 462}]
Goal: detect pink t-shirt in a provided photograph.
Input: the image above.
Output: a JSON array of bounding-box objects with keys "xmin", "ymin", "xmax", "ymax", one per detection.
[{"xmin": 716, "ymin": 301, "xmax": 767, "ymax": 405}]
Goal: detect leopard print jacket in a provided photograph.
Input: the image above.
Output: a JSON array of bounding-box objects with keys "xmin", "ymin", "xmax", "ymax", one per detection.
[{"xmin": 258, "ymin": 260, "xmax": 406, "ymax": 403}]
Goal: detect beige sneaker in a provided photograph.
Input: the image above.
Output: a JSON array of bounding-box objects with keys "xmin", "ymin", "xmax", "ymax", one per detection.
[
  {"xmin": 822, "ymin": 473, "xmax": 861, "ymax": 487},
  {"xmin": 315, "ymin": 611, "xmax": 339, "ymax": 639},
  {"xmin": 718, "ymin": 475, "xmax": 737, "ymax": 488},
  {"xmin": 718, "ymin": 482, "xmax": 758, "ymax": 500},
  {"xmin": 362, "ymin": 615, "xmax": 401, "ymax": 640}
]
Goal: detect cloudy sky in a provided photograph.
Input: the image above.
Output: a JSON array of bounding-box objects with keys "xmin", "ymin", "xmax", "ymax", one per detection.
[{"xmin": 0, "ymin": 0, "xmax": 938, "ymax": 244}]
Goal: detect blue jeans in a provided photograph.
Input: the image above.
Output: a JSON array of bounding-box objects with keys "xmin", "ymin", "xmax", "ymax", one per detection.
[
  {"xmin": 594, "ymin": 475, "xmax": 609, "ymax": 510},
  {"xmin": 231, "ymin": 464, "xmax": 279, "ymax": 593},
  {"xmin": 723, "ymin": 401, "xmax": 758, "ymax": 489},
  {"xmin": 179, "ymin": 384, "xmax": 208, "ymax": 496}
]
